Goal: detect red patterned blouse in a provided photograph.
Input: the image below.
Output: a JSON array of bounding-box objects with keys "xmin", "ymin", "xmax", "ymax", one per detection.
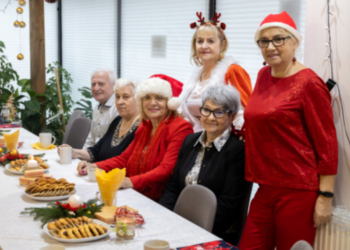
[{"xmin": 244, "ymin": 66, "xmax": 338, "ymax": 191}]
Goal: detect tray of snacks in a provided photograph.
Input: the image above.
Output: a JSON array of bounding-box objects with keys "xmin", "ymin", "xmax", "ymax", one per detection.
[
  {"xmin": 44, "ymin": 217, "xmax": 112, "ymax": 243},
  {"xmin": 24, "ymin": 177, "xmax": 76, "ymax": 201},
  {"xmin": 5, "ymin": 156, "xmax": 49, "ymax": 174}
]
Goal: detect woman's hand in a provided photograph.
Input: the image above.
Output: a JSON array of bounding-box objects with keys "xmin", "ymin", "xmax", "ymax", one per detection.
[
  {"xmin": 77, "ymin": 161, "xmax": 88, "ymax": 175},
  {"xmin": 314, "ymin": 195, "xmax": 333, "ymax": 227},
  {"xmin": 57, "ymin": 144, "xmax": 70, "ymax": 156},
  {"xmin": 119, "ymin": 177, "xmax": 134, "ymax": 189}
]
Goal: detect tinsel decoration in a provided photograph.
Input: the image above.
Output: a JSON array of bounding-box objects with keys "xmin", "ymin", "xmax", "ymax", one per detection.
[{"xmin": 21, "ymin": 198, "xmax": 104, "ymax": 227}]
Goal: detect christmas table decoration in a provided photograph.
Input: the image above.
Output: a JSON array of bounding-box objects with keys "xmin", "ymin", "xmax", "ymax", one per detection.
[{"xmin": 21, "ymin": 196, "xmax": 104, "ymax": 227}]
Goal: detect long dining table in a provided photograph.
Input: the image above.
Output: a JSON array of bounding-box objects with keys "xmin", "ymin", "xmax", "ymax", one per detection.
[{"xmin": 0, "ymin": 128, "xmax": 220, "ymax": 250}]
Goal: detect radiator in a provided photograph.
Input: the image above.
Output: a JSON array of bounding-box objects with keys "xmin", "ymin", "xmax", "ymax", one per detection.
[{"xmin": 314, "ymin": 207, "xmax": 350, "ymax": 250}]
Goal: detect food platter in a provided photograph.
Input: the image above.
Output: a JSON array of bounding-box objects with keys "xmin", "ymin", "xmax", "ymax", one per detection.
[
  {"xmin": 5, "ymin": 164, "xmax": 49, "ymax": 175},
  {"xmin": 43, "ymin": 219, "xmax": 112, "ymax": 243},
  {"xmin": 24, "ymin": 190, "xmax": 75, "ymax": 201}
]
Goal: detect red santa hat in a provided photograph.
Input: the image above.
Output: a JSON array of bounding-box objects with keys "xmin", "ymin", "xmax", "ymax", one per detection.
[
  {"xmin": 255, "ymin": 11, "xmax": 302, "ymax": 46},
  {"xmin": 135, "ymin": 74, "xmax": 183, "ymax": 110}
]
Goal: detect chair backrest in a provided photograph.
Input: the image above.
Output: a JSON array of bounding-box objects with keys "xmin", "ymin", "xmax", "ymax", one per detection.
[
  {"xmin": 290, "ymin": 240, "xmax": 313, "ymax": 250},
  {"xmin": 62, "ymin": 110, "xmax": 85, "ymax": 144},
  {"xmin": 228, "ymin": 182, "xmax": 253, "ymax": 246},
  {"xmin": 174, "ymin": 185, "xmax": 217, "ymax": 232},
  {"xmin": 64, "ymin": 117, "xmax": 92, "ymax": 149}
]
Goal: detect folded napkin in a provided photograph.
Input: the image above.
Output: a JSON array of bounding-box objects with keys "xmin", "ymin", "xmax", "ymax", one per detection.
[
  {"xmin": 31, "ymin": 142, "xmax": 57, "ymax": 151},
  {"xmin": 96, "ymin": 168, "xmax": 126, "ymax": 206},
  {"xmin": 4, "ymin": 130, "xmax": 20, "ymax": 150}
]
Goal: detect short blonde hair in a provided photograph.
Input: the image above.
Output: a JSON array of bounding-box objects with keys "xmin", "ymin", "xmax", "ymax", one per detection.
[
  {"xmin": 139, "ymin": 98, "xmax": 178, "ymax": 123},
  {"xmin": 191, "ymin": 24, "xmax": 229, "ymax": 66}
]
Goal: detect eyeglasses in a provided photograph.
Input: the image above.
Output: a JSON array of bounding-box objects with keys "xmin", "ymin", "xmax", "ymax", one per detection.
[
  {"xmin": 257, "ymin": 36, "xmax": 291, "ymax": 48},
  {"xmin": 199, "ymin": 107, "xmax": 231, "ymax": 118}
]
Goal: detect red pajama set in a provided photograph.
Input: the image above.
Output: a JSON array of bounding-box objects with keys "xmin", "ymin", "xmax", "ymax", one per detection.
[{"xmin": 239, "ymin": 66, "xmax": 338, "ymax": 250}]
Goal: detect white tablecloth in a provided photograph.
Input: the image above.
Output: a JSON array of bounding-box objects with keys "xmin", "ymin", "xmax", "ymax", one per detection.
[{"xmin": 0, "ymin": 128, "xmax": 219, "ymax": 250}]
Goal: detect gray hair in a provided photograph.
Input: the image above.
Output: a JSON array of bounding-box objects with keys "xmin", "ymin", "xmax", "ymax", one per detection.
[
  {"xmin": 114, "ymin": 78, "xmax": 139, "ymax": 95},
  {"xmin": 202, "ymin": 85, "xmax": 241, "ymax": 115},
  {"xmin": 91, "ymin": 68, "xmax": 117, "ymax": 85}
]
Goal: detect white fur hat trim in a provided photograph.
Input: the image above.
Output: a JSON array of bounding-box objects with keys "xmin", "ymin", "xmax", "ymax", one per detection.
[
  {"xmin": 167, "ymin": 97, "xmax": 181, "ymax": 110},
  {"xmin": 135, "ymin": 78, "xmax": 178, "ymax": 109}
]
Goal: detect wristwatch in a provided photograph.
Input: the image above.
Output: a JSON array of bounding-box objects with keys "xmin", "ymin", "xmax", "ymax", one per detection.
[{"xmin": 318, "ymin": 190, "xmax": 334, "ymax": 198}]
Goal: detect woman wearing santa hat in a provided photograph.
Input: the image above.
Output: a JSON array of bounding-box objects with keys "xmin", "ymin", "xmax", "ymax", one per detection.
[
  {"xmin": 181, "ymin": 12, "xmax": 252, "ymax": 132},
  {"xmin": 239, "ymin": 12, "xmax": 338, "ymax": 249},
  {"xmin": 88, "ymin": 75, "xmax": 193, "ymax": 201}
]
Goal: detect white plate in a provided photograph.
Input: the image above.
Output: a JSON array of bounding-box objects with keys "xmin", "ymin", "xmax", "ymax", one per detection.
[
  {"xmin": 5, "ymin": 164, "xmax": 49, "ymax": 175},
  {"xmin": 24, "ymin": 190, "xmax": 76, "ymax": 201},
  {"xmin": 43, "ymin": 219, "xmax": 112, "ymax": 243}
]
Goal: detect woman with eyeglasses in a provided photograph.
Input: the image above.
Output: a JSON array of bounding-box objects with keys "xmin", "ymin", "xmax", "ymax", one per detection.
[
  {"xmin": 239, "ymin": 12, "xmax": 338, "ymax": 250},
  {"xmin": 181, "ymin": 12, "xmax": 252, "ymax": 132},
  {"xmin": 160, "ymin": 85, "xmax": 250, "ymax": 244}
]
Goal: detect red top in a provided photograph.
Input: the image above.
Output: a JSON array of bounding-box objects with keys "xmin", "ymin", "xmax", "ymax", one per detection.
[
  {"xmin": 244, "ymin": 66, "xmax": 338, "ymax": 191},
  {"xmin": 96, "ymin": 116, "xmax": 193, "ymax": 200}
]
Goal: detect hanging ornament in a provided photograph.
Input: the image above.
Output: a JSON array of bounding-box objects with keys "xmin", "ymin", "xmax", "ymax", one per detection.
[
  {"xmin": 45, "ymin": 0, "xmax": 58, "ymax": 3},
  {"xmin": 19, "ymin": 0, "xmax": 26, "ymax": 6},
  {"xmin": 17, "ymin": 53, "xmax": 24, "ymax": 60},
  {"xmin": 14, "ymin": 21, "xmax": 20, "ymax": 27},
  {"xmin": 19, "ymin": 21, "xmax": 26, "ymax": 28},
  {"xmin": 67, "ymin": 195, "xmax": 84, "ymax": 209},
  {"xmin": 16, "ymin": 7, "xmax": 23, "ymax": 14}
]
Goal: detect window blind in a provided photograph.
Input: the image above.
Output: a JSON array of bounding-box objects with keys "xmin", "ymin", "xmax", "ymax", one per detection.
[
  {"xmin": 62, "ymin": 0, "xmax": 117, "ymax": 108},
  {"xmin": 121, "ymin": 0, "xmax": 209, "ymax": 84},
  {"xmin": 216, "ymin": 0, "xmax": 306, "ymax": 86}
]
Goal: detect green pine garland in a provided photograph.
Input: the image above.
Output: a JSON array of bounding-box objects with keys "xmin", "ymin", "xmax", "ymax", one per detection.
[{"xmin": 21, "ymin": 198, "xmax": 104, "ymax": 227}]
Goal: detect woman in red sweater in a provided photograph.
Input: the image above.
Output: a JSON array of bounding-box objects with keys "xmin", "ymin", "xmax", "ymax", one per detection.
[
  {"xmin": 88, "ymin": 74, "xmax": 193, "ymax": 201},
  {"xmin": 239, "ymin": 12, "xmax": 338, "ymax": 250}
]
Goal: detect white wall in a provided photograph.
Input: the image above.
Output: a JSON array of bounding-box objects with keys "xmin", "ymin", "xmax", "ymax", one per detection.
[{"xmin": 304, "ymin": 0, "xmax": 350, "ymax": 207}]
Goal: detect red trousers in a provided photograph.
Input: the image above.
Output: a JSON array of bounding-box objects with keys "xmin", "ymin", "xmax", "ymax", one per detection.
[{"xmin": 239, "ymin": 185, "xmax": 318, "ymax": 250}]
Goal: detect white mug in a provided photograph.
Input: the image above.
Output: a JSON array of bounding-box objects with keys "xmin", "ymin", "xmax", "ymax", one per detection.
[
  {"xmin": 39, "ymin": 133, "xmax": 56, "ymax": 149},
  {"xmin": 144, "ymin": 240, "xmax": 174, "ymax": 250},
  {"xmin": 59, "ymin": 146, "xmax": 72, "ymax": 164},
  {"xmin": 88, "ymin": 167, "xmax": 97, "ymax": 182}
]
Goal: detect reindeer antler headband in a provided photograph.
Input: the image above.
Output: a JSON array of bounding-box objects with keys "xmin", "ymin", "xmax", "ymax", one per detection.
[{"xmin": 190, "ymin": 12, "xmax": 226, "ymax": 32}]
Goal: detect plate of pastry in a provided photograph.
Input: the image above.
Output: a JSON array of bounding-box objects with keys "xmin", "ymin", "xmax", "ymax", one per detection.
[
  {"xmin": 24, "ymin": 177, "xmax": 76, "ymax": 201},
  {"xmin": 5, "ymin": 157, "xmax": 50, "ymax": 175},
  {"xmin": 43, "ymin": 217, "xmax": 112, "ymax": 243},
  {"xmin": 5, "ymin": 164, "xmax": 49, "ymax": 175}
]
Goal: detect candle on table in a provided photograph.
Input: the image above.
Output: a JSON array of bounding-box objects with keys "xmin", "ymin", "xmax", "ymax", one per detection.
[{"xmin": 26, "ymin": 156, "xmax": 38, "ymax": 169}]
